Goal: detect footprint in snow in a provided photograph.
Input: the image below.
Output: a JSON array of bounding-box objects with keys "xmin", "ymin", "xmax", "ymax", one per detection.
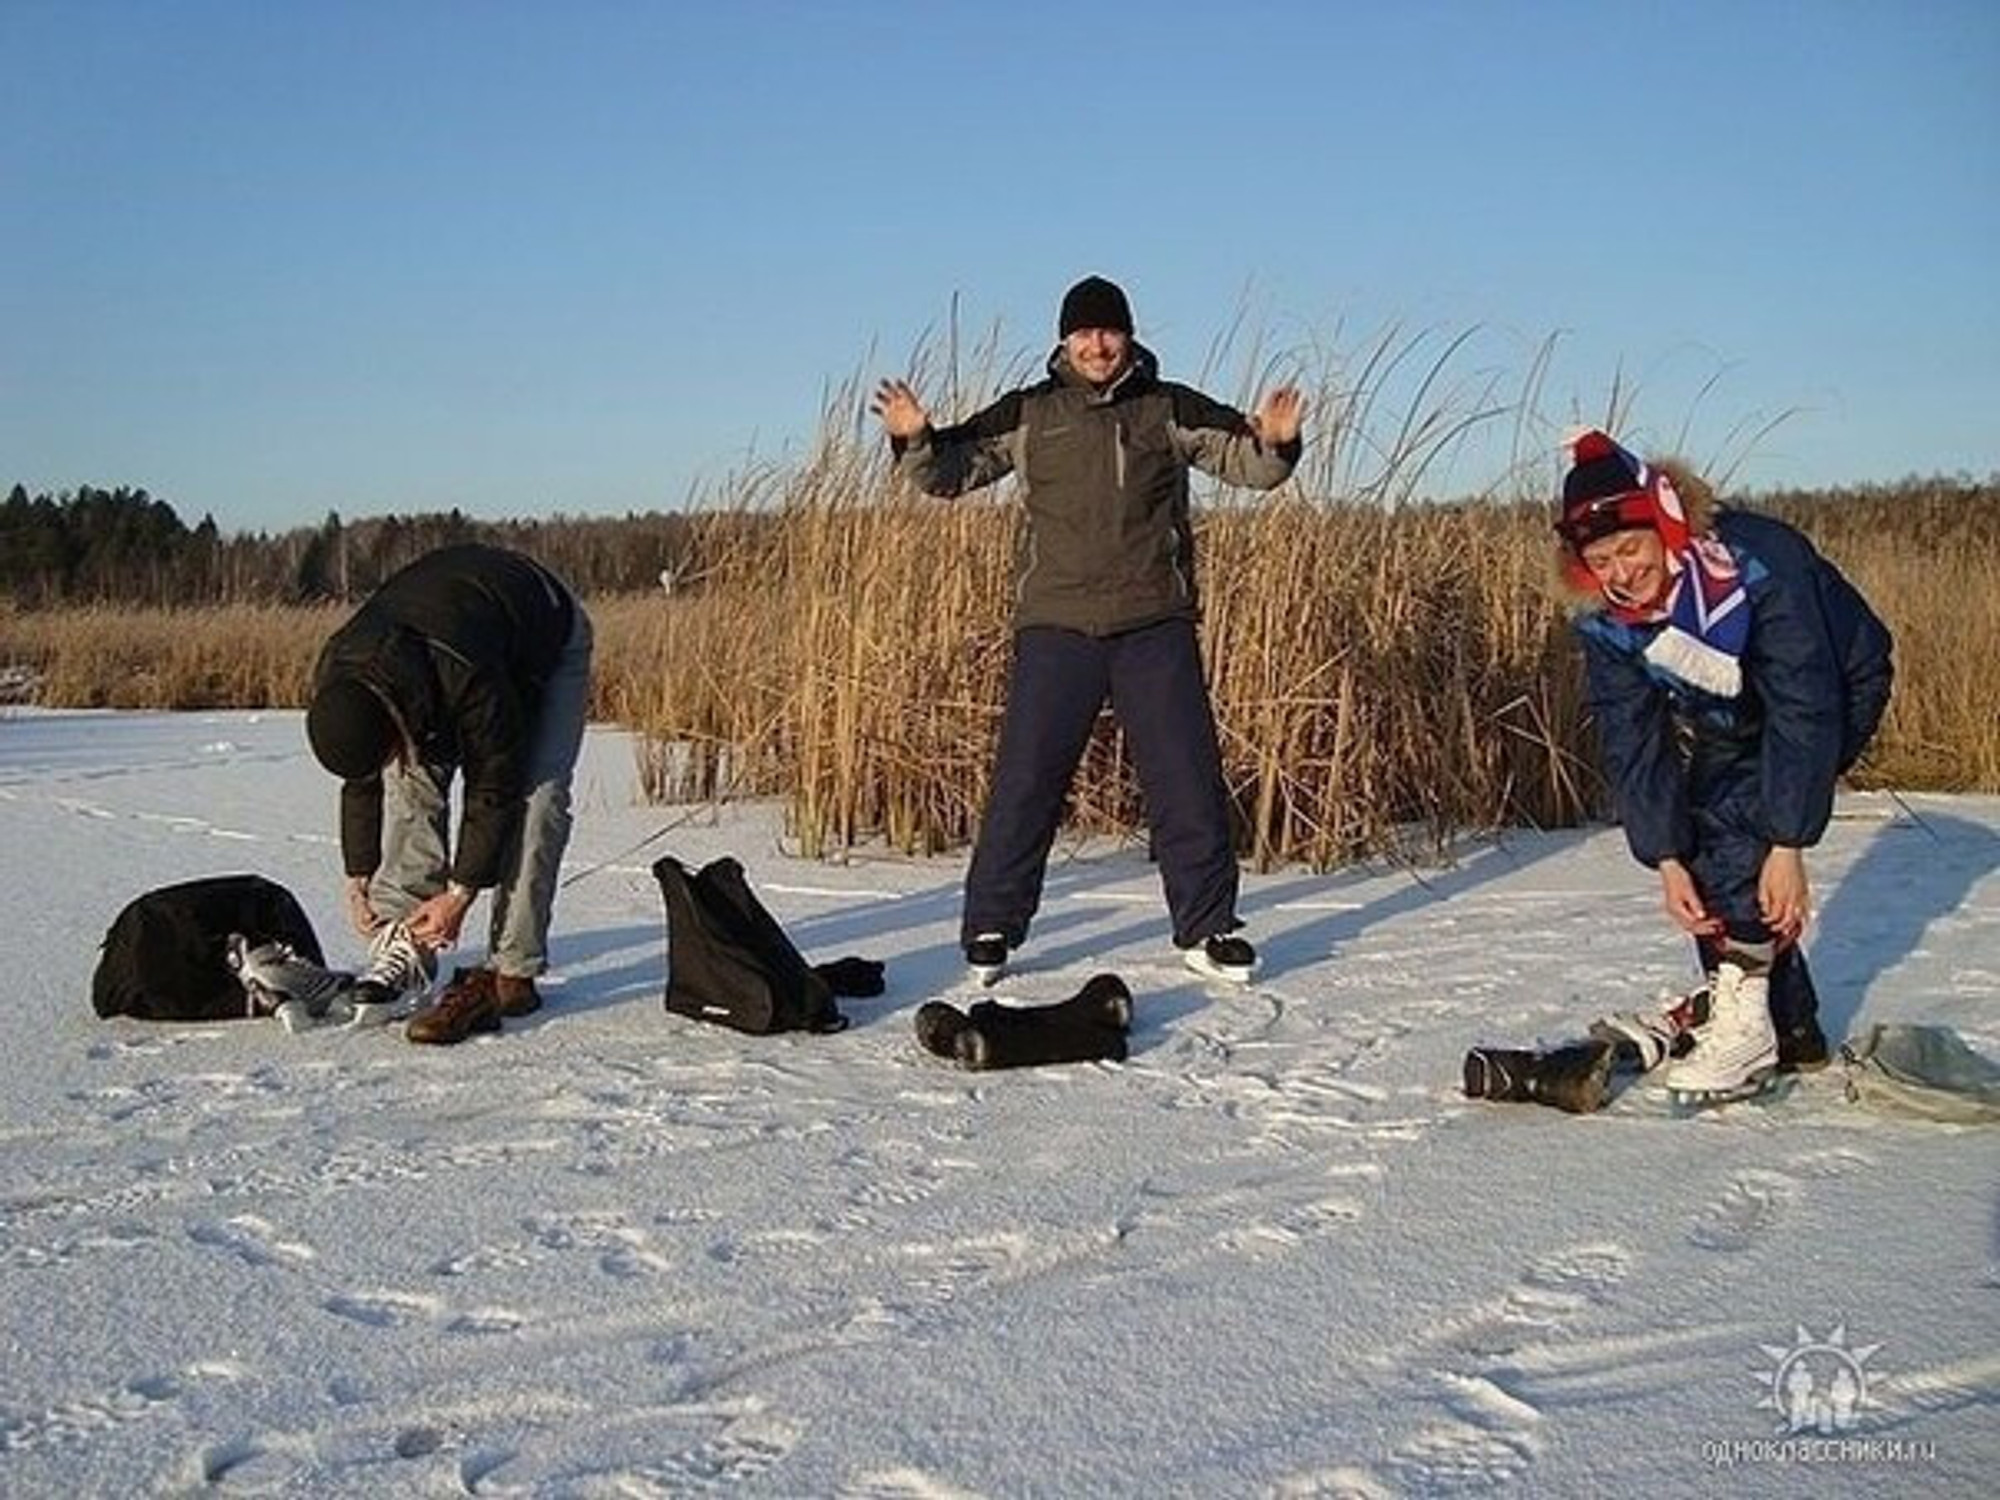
[{"xmin": 1687, "ymin": 1170, "xmax": 1797, "ymax": 1253}]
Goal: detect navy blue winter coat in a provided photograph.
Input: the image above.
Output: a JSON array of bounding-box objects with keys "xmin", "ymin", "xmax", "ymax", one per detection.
[{"xmin": 1573, "ymin": 510, "xmax": 1892, "ymax": 868}]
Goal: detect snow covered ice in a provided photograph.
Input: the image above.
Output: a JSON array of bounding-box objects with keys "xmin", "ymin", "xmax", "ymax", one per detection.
[{"xmin": 2, "ymin": 709, "xmax": 1995, "ymax": 1496}]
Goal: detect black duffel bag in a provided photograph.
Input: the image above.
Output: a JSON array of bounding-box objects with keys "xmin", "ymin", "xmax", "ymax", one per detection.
[{"xmin": 92, "ymin": 874, "xmax": 324, "ymax": 1021}]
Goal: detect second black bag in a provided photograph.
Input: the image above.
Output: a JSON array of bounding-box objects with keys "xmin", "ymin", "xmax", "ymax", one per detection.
[{"xmin": 654, "ymin": 855, "xmax": 845, "ymax": 1035}]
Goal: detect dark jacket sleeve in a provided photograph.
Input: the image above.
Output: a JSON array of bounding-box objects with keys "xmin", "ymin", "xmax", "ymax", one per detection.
[
  {"xmin": 338, "ymin": 777, "xmax": 385, "ymax": 879},
  {"xmin": 1745, "ymin": 573, "xmax": 1846, "ymax": 847},
  {"xmin": 1818, "ymin": 561, "xmax": 1894, "ymax": 770},
  {"xmin": 891, "ymin": 389, "xmax": 1026, "ymax": 497},
  {"xmin": 1579, "ymin": 622, "xmax": 1691, "ymax": 867},
  {"xmin": 448, "ymin": 669, "xmax": 532, "ymax": 889}
]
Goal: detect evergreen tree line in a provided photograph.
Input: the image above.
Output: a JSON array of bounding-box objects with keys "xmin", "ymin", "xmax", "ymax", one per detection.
[
  {"xmin": 6, "ymin": 475, "xmax": 1992, "ymax": 609},
  {"xmin": 0, "ymin": 485, "xmax": 707, "ymax": 606}
]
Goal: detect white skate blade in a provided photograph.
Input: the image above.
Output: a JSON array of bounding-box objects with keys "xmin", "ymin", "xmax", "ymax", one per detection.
[
  {"xmin": 340, "ymin": 998, "xmax": 406, "ymax": 1031},
  {"xmin": 968, "ymin": 959, "xmax": 1006, "ymax": 988},
  {"xmin": 273, "ymin": 999, "xmax": 327, "ymax": 1034},
  {"xmin": 1183, "ymin": 948, "xmax": 1257, "ymax": 986},
  {"xmin": 1669, "ymin": 1070, "xmax": 1777, "ymax": 1109}
]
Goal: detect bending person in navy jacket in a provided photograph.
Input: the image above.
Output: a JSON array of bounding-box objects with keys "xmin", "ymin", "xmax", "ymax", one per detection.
[{"xmin": 1555, "ymin": 431, "xmax": 1891, "ymax": 1095}]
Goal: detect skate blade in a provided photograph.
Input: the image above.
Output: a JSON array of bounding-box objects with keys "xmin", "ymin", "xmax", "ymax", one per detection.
[
  {"xmin": 1669, "ymin": 1071, "xmax": 1778, "ymax": 1108},
  {"xmin": 339, "ymin": 999, "xmax": 408, "ymax": 1031},
  {"xmin": 273, "ymin": 999, "xmax": 333, "ymax": 1034},
  {"xmin": 1182, "ymin": 950, "xmax": 1257, "ymax": 986},
  {"xmin": 968, "ymin": 961, "xmax": 1006, "ymax": 989}
]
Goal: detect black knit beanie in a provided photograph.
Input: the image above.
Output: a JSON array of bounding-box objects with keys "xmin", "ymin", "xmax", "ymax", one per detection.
[
  {"xmin": 1563, "ymin": 448, "xmax": 1644, "ymax": 510},
  {"xmin": 1058, "ymin": 276, "xmax": 1134, "ymax": 337},
  {"xmin": 306, "ymin": 678, "xmax": 397, "ymax": 779}
]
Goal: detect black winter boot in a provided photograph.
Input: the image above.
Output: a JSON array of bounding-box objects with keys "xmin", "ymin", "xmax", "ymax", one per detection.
[
  {"xmin": 914, "ymin": 975, "xmax": 1132, "ymax": 1071},
  {"xmin": 1462, "ymin": 1040, "xmax": 1615, "ymax": 1114}
]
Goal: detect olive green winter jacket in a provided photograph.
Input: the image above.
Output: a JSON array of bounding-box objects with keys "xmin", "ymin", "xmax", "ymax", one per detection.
[{"xmin": 892, "ymin": 344, "xmax": 1299, "ymax": 636}]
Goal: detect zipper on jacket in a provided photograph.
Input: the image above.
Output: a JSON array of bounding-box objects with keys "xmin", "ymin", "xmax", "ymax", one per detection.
[{"xmin": 1114, "ymin": 418, "xmax": 1127, "ymax": 490}]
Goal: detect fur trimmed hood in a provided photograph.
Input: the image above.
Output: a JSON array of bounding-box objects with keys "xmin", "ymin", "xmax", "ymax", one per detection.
[{"xmin": 1554, "ymin": 453, "xmax": 1721, "ymax": 612}]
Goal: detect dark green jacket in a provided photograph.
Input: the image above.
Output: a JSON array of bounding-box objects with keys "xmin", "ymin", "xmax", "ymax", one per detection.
[
  {"xmin": 893, "ymin": 344, "xmax": 1300, "ymax": 635},
  {"xmin": 312, "ymin": 544, "xmax": 577, "ymax": 888}
]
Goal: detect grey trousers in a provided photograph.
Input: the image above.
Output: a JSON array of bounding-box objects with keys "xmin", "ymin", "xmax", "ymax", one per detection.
[{"xmin": 370, "ymin": 605, "xmax": 593, "ymax": 977}]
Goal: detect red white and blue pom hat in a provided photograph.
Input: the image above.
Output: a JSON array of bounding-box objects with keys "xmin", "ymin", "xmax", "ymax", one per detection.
[{"xmin": 1554, "ymin": 429, "xmax": 1693, "ymax": 584}]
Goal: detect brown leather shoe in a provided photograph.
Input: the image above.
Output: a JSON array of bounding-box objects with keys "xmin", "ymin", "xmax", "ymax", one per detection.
[
  {"xmin": 494, "ymin": 972, "xmax": 542, "ymax": 1017},
  {"xmin": 406, "ymin": 965, "xmax": 503, "ymax": 1045}
]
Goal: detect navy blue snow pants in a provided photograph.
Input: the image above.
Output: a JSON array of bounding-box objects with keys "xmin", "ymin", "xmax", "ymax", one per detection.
[
  {"xmin": 1685, "ymin": 743, "xmax": 1821, "ymax": 1031},
  {"xmin": 962, "ymin": 619, "xmax": 1240, "ymax": 952}
]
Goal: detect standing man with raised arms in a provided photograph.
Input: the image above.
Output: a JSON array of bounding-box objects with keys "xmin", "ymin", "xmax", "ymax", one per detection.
[{"xmin": 873, "ymin": 276, "xmax": 1304, "ymax": 986}]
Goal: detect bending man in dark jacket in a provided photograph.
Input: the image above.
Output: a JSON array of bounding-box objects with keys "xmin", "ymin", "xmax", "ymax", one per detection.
[
  {"xmin": 306, "ymin": 544, "xmax": 593, "ymax": 1043},
  {"xmin": 872, "ymin": 275, "xmax": 1304, "ymax": 985},
  {"xmin": 1555, "ymin": 430, "xmax": 1892, "ymax": 1098}
]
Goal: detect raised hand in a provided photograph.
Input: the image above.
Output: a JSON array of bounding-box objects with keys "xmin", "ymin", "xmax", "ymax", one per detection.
[
  {"xmin": 870, "ymin": 379, "xmax": 931, "ymax": 440},
  {"xmin": 1250, "ymin": 384, "xmax": 1306, "ymax": 446}
]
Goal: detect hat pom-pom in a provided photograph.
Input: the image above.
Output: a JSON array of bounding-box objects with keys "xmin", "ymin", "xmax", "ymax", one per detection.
[{"xmin": 1565, "ymin": 426, "xmax": 1619, "ymax": 465}]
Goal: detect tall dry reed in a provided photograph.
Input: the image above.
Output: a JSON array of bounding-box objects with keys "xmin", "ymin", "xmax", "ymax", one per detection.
[
  {"xmin": 3, "ymin": 460, "xmax": 1993, "ymax": 871},
  {"xmin": 0, "ymin": 603, "xmax": 339, "ymax": 709}
]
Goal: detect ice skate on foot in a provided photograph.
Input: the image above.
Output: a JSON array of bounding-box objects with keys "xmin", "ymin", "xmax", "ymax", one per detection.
[
  {"xmin": 964, "ymin": 933, "xmax": 1009, "ymax": 988},
  {"xmin": 1661, "ymin": 956, "xmax": 1778, "ymax": 1099},
  {"xmin": 1183, "ymin": 934, "xmax": 1257, "ymax": 986},
  {"xmin": 1775, "ymin": 1017, "xmax": 1830, "ymax": 1074},
  {"xmin": 1668, "ymin": 1071, "xmax": 1777, "ymax": 1108}
]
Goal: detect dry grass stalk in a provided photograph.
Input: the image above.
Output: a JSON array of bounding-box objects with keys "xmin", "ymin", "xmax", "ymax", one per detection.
[{"xmin": 3, "ymin": 420, "xmax": 1993, "ymax": 870}]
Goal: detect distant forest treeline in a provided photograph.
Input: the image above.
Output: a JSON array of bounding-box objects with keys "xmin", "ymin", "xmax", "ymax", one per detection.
[
  {"xmin": 0, "ymin": 484, "xmax": 709, "ymax": 606},
  {"xmin": 6, "ymin": 475, "xmax": 1995, "ymax": 608}
]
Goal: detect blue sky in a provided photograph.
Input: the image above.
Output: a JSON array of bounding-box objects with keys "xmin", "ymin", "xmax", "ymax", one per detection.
[{"xmin": 4, "ymin": 0, "xmax": 1995, "ymax": 532}]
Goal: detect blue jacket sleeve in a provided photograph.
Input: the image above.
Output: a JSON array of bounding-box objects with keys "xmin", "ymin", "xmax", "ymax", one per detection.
[
  {"xmin": 1578, "ymin": 621, "xmax": 1691, "ymax": 867},
  {"xmin": 1745, "ymin": 574, "xmax": 1845, "ymax": 847}
]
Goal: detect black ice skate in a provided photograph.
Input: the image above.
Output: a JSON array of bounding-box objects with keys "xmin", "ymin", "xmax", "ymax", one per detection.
[
  {"xmin": 226, "ymin": 933, "xmax": 354, "ymax": 1033},
  {"xmin": 344, "ymin": 920, "xmax": 437, "ymax": 1028},
  {"xmin": 964, "ymin": 933, "xmax": 1010, "ymax": 988},
  {"xmin": 1183, "ymin": 934, "xmax": 1258, "ymax": 986}
]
